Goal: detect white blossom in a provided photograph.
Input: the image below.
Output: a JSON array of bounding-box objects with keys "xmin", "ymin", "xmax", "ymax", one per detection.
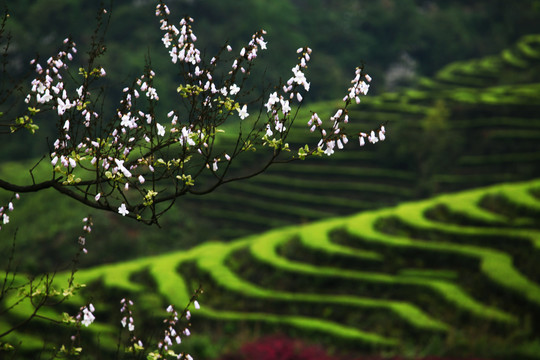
[
  {"xmin": 114, "ymin": 159, "xmax": 132, "ymax": 178},
  {"xmin": 359, "ymin": 135, "xmax": 366, "ymax": 146},
  {"xmin": 118, "ymin": 203, "xmax": 129, "ymax": 216},
  {"xmin": 81, "ymin": 304, "xmax": 96, "ymax": 327},
  {"xmin": 157, "ymin": 123, "xmax": 166, "ymax": 136},
  {"xmin": 229, "ymin": 84, "xmax": 240, "ymax": 95},
  {"xmin": 237, "ymin": 104, "xmax": 249, "ymax": 120},
  {"xmin": 265, "ymin": 92, "xmax": 279, "ymax": 112}
]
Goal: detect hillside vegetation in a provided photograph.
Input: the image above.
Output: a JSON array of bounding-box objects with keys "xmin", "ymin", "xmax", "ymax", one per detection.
[
  {"xmin": 3, "ymin": 0, "xmax": 540, "ymax": 162},
  {"xmin": 1, "ymin": 33, "xmax": 540, "ymax": 274},
  {"xmin": 2, "ymin": 19, "xmax": 540, "ymax": 358},
  {"xmin": 178, "ymin": 33, "xmax": 540, "ymax": 240},
  {"xmin": 3, "ymin": 178, "xmax": 540, "ymax": 359}
]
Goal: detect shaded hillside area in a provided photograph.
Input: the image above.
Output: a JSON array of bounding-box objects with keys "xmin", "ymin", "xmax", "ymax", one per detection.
[
  {"xmin": 178, "ymin": 33, "xmax": 540, "ymax": 239},
  {"xmin": 3, "ymin": 0, "xmax": 540, "ymax": 103},
  {"xmin": 2, "ymin": 0, "xmax": 540, "ymax": 162},
  {"xmin": 1, "ymin": 34, "xmax": 540, "ymax": 272}
]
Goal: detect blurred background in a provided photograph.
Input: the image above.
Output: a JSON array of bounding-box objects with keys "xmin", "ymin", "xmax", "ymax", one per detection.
[{"xmin": 1, "ymin": 1, "xmax": 540, "ymax": 359}]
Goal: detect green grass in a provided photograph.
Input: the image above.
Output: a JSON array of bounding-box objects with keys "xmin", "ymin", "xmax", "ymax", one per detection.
[
  {"xmin": 3, "ymin": 33, "xmax": 540, "ymax": 359},
  {"xmin": 3, "ymin": 33, "xmax": 540, "ymax": 256},
  {"xmin": 502, "ymin": 49, "xmax": 529, "ymax": 68},
  {"xmin": 4, "ymin": 178, "xmax": 540, "ymax": 357},
  {"xmin": 195, "ymin": 242, "xmax": 447, "ymax": 333}
]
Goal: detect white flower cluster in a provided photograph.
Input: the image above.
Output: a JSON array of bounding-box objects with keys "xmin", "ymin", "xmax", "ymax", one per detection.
[
  {"xmin": 16, "ymin": 0, "xmax": 384, "ymax": 225},
  {"xmin": 120, "ymin": 298, "xmax": 144, "ymax": 349},
  {"xmin": 262, "ymin": 47, "xmax": 312, "ymax": 145},
  {"xmin": 77, "ymin": 303, "xmax": 95, "ymax": 327},
  {"xmin": 0, "ymin": 193, "xmax": 19, "ymax": 230},
  {"xmin": 79, "ymin": 216, "xmax": 93, "ymax": 254},
  {"xmin": 27, "ymin": 39, "xmax": 77, "ymax": 109},
  {"xmin": 26, "ymin": 39, "xmax": 100, "ymax": 174},
  {"xmin": 359, "ymin": 126, "xmax": 386, "ymax": 146},
  {"xmin": 27, "ymin": 38, "xmax": 104, "ymax": 125},
  {"xmin": 307, "ymin": 69, "xmax": 385, "ymax": 156},
  {"xmin": 157, "ymin": 3, "xmax": 201, "ymax": 66},
  {"xmin": 240, "ymin": 29, "xmax": 268, "ymax": 61},
  {"xmin": 156, "ymin": 303, "xmax": 197, "ymax": 359},
  {"xmin": 344, "ymin": 68, "xmax": 371, "ymax": 104}
]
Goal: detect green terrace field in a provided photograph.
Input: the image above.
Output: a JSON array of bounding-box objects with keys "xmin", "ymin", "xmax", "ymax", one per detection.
[
  {"xmin": 1, "ymin": 33, "xmax": 540, "ymax": 275},
  {"xmin": 3, "ymin": 178, "xmax": 540, "ymax": 359},
  {"xmin": 1, "ymin": 32, "xmax": 540, "ymax": 360},
  {"xmin": 176, "ymin": 33, "xmax": 540, "ymax": 240}
]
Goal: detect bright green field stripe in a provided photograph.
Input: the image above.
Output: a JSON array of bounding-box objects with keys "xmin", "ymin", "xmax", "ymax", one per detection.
[
  {"xmin": 381, "ymin": 182, "xmax": 540, "ymax": 307},
  {"xmin": 196, "ymin": 237, "xmax": 448, "ymax": 332},
  {"xmin": 5, "ymin": 247, "xmax": 209, "ymax": 351},
  {"xmin": 250, "ymin": 228, "xmax": 397, "ymax": 283},
  {"xmin": 73, "ymin": 262, "xmax": 148, "ymax": 292},
  {"xmin": 398, "ymin": 269, "xmax": 458, "ymax": 280},
  {"xmin": 144, "ymin": 240, "xmax": 398, "ymax": 346},
  {"xmin": 249, "ymin": 226, "xmax": 514, "ymax": 323},
  {"xmin": 392, "ymin": 181, "xmax": 540, "ymax": 248},
  {"xmin": 344, "ymin": 211, "xmax": 516, "ymax": 323},
  {"xmin": 0, "ymin": 326, "xmax": 48, "ymax": 351},
  {"xmin": 433, "ymin": 190, "xmax": 509, "ymax": 225},
  {"xmin": 518, "ymin": 36, "xmax": 540, "ymax": 59},
  {"xmin": 433, "ymin": 180, "xmax": 540, "ymax": 229},
  {"xmin": 0, "ymin": 238, "xmax": 395, "ymax": 349},
  {"xmin": 502, "ymin": 48, "xmax": 529, "ymax": 68},
  {"xmin": 10, "ymin": 180, "xmax": 540, "ymax": 351},
  {"xmin": 497, "ymin": 180, "xmax": 540, "ymax": 211},
  {"xmin": 0, "ymin": 272, "xmax": 119, "ymax": 351},
  {"xmin": 371, "ymin": 205, "xmax": 540, "ymax": 303},
  {"xmin": 146, "ymin": 244, "xmax": 219, "ymax": 306},
  {"xmin": 298, "ymin": 219, "xmax": 381, "ymax": 261}
]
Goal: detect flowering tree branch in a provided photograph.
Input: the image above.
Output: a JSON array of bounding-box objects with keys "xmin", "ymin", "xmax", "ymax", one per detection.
[
  {"xmin": 0, "ymin": 1, "xmax": 385, "ymax": 227},
  {"xmin": 0, "ymin": 217, "xmax": 91, "ymax": 341}
]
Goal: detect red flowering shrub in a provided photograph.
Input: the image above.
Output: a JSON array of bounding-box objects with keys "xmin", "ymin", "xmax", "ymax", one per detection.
[
  {"xmin": 218, "ymin": 335, "xmax": 495, "ymax": 360},
  {"xmin": 219, "ymin": 335, "xmax": 335, "ymax": 360}
]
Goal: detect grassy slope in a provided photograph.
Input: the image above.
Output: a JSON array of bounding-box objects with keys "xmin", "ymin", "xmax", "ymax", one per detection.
[
  {"xmin": 177, "ymin": 32, "xmax": 540, "ymax": 240},
  {"xmin": 2, "ymin": 33, "xmax": 540, "ymax": 359},
  {"xmin": 3, "ymin": 178, "xmax": 540, "ymax": 358},
  {"xmin": 2, "ymin": 34, "xmax": 540, "ymax": 273}
]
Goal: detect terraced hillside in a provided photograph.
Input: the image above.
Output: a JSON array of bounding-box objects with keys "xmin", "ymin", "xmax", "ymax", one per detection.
[
  {"xmin": 179, "ymin": 34, "xmax": 540, "ymax": 240},
  {"xmin": 4, "ymin": 178, "xmax": 540, "ymax": 359},
  {"xmin": 2, "ymin": 34, "xmax": 539, "ymax": 275}
]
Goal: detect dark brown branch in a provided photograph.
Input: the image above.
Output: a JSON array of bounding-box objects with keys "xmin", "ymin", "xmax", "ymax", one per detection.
[{"xmin": 0, "ymin": 178, "xmax": 58, "ymax": 193}]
